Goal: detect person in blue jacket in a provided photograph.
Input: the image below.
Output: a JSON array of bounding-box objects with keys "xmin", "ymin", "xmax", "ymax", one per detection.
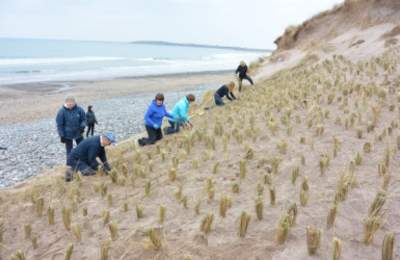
[
  {"xmin": 56, "ymin": 96, "xmax": 86, "ymax": 163},
  {"xmin": 65, "ymin": 132, "xmax": 116, "ymax": 181},
  {"xmin": 165, "ymin": 94, "xmax": 195, "ymax": 135},
  {"xmin": 138, "ymin": 93, "xmax": 173, "ymax": 146}
]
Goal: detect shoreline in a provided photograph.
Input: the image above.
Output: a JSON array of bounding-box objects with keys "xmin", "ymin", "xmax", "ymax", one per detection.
[
  {"xmin": 0, "ymin": 70, "xmax": 233, "ymax": 124},
  {"xmin": 0, "ymin": 69, "xmax": 232, "ymax": 90}
]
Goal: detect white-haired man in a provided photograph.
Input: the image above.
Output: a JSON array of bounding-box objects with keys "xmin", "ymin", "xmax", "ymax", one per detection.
[{"xmin": 56, "ymin": 95, "xmax": 86, "ymax": 163}]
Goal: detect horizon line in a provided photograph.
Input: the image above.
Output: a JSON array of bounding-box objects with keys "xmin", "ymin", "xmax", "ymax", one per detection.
[{"xmin": 0, "ymin": 36, "xmax": 273, "ymax": 52}]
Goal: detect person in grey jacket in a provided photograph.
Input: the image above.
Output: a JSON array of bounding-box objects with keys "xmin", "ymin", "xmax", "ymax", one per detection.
[
  {"xmin": 86, "ymin": 105, "xmax": 98, "ymax": 137},
  {"xmin": 56, "ymin": 96, "xmax": 86, "ymax": 163}
]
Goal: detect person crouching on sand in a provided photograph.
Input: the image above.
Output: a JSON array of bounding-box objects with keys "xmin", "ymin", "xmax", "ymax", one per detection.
[
  {"xmin": 86, "ymin": 105, "xmax": 98, "ymax": 137},
  {"xmin": 65, "ymin": 132, "xmax": 115, "ymax": 182},
  {"xmin": 214, "ymin": 82, "xmax": 236, "ymax": 106},
  {"xmin": 56, "ymin": 95, "xmax": 86, "ymax": 164},
  {"xmin": 165, "ymin": 94, "xmax": 195, "ymax": 135},
  {"xmin": 235, "ymin": 60, "xmax": 254, "ymax": 92},
  {"xmin": 138, "ymin": 93, "xmax": 173, "ymax": 146}
]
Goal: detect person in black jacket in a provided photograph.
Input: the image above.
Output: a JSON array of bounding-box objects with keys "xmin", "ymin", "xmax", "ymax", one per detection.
[
  {"xmin": 56, "ymin": 96, "xmax": 86, "ymax": 163},
  {"xmin": 86, "ymin": 105, "xmax": 98, "ymax": 137},
  {"xmin": 214, "ymin": 82, "xmax": 236, "ymax": 106},
  {"xmin": 235, "ymin": 61, "xmax": 254, "ymax": 92},
  {"xmin": 65, "ymin": 132, "xmax": 116, "ymax": 182}
]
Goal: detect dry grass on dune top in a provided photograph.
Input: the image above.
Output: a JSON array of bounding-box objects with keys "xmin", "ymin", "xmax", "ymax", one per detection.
[
  {"xmin": 1, "ymin": 47, "xmax": 400, "ymax": 259},
  {"xmin": 274, "ymin": 0, "xmax": 400, "ymax": 51}
]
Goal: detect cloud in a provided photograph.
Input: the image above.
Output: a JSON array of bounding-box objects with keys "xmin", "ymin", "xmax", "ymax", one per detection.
[{"xmin": 0, "ymin": 0, "xmax": 344, "ymax": 48}]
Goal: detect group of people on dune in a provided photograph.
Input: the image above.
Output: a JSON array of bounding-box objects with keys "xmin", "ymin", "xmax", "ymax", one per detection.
[{"xmin": 56, "ymin": 61, "xmax": 254, "ymax": 181}]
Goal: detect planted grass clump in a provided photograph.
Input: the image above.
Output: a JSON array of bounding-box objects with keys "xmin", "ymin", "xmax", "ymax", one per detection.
[
  {"xmin": 219, "ymin": 195, "xmax": 231, "ymax": 217},
  {"xmin": 200, "ymin": 213, "xmax": 214, "ymax": 235},
  {"xmin": 363, "ymin": 188, "xmax": 387, "ymax": 245},
  {"xmin": 35, "ymin": 197, "xmax": 44, "ymax": 217},
  {"xmin": 327, "ymin": 204, "xmax": 338, "ymax": 229},
  {"xmin": 72, "ymin": 224, "xmax": 82, "ymax": 241},
  {"xmin": 64, "ymin": 244, "xmax": 73, "ymax": 260},
  {"xmin": 276, "ymin": 214, "xmax": 290, "ymax": 245},
  {"xmin": 300, "ymin": 177, "xmax": 309, "ymax": 206},
  {"xmin": 291, "ymin": 167, "xmax": 300, "ymax": 185},
  {"xmin": 100, "ymin": 241, "xmax": 111, "ymax": 260},
  {"xmin": 332, "ymin": 237, "xmax": 342, "ymax": 260},
  {"xmin": 62, "ymin": 207, "xmax": 72, "ymax": 231},
  {"xmin": 11, "ymin": 250, "xmax": 26, "ymax": 260},
  {"xmin": 48, "ymin": 206, "xmax": 55, "ymax": 225},
  {"xmin": 334, "ymin": 171, "xmax": 356, "ymax": 203},
  {"xmin": 287, "ymin": 203, "xmax": 298, "ymax": 227},
  {"xmin": 108, "ymin": 222, "xmax": 118, "ymax": 241},
  {"xmin": 239, "ymin": 212, "xmax": 251, "ymax": 238},
  {"xmin": 136, "ymin": 205, "xmax": 144, "ymax": 219},
  {"xmin": 148, "ymin": 228, "xmax": 162, "ymax": 250},
  {"xmin": 239, "ymin": 160, "xmax": 246, "ymax": 179},
  {"xmin": 24, "ymin": 224, "xmax": 32, "ymax": 239},
  {"xmin": 364, "ymin": 216, "xmax": 382, "ymax": 244},
  {"xmin": 169, "ymin": 168, "xmax": 177, "ymax": 181},
  {"xmin": 306, "ymin": 225, "xmax": 322, "ymax": 255},
  {"xmin": 382, "ymin": 232, "xmax": 394, "ymax": 260},
  {"xmin": 269, "ymin": 187, "xmax": 276, "ymax": 206},
  {"xmin": 159, "ymin": 206, "xmax": 166, "ymax": 224},
  {"xmin": 255, "ymin": 197, "xmax": 263, "ymax": 220}
]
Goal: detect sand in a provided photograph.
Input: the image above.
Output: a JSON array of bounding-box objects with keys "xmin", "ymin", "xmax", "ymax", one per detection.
[
  {"xmin": 1, "ymin": 1, "xmax": 400, "ymax": 259},
  {"xmin": 0, "ymin": 71, "xmax": 233, "ymax": 124}
]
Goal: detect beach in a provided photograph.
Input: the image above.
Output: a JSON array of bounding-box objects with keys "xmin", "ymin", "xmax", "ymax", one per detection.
[
  {"xmin": 0, "ymin": 71, "xmax": 234, "ymax": 187},
  {"xmin": 2, "ymin": 1, "xmax": 400, "ymax": 259}
]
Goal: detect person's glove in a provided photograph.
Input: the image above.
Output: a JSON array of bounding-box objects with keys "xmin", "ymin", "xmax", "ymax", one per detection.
[
  {"xmin": 102, "ymin": 162, "xmax": 112, "ymax": 173},
  {"xmin": 153, "ymin": 123, "xmax": 160, "ymax": 129},
  {"xmin": 60, "ymin": 137, "xmax": 66, "ymax": 143}
]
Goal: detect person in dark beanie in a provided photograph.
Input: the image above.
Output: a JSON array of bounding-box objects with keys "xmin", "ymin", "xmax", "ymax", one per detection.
[
  {"xmin": 86, "ymin": 105, "xmax": 98, "ymax": 137},
  {"xmin": 65, "ymin": 132, "xmax": 116, "ymax": 182},
  {"xmin": 235, "ymin": 60, "xmax": 254, "ymax": 92},
  {"xmin": 165, "ymin": 94, "xmax": 195, "ymax": 135},
  {"xmin": 56, "ymin": 95, "xmax": 86, "ymax": 163},
  {"xmin": 138, "ymin": 93, "xmax": 173, "ymax": 146},
  {"xmin": 214, "ymin": 82, "xmax": 236, "ymax": 106}
]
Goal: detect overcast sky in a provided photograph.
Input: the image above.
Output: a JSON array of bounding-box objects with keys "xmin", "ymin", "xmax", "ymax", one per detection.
[{"xmin": 0, "ymin": 0, "xmax": 344, "ymax": 49}]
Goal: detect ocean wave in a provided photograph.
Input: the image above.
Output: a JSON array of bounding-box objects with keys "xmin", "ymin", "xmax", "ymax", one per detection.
[{"xmin": 0, "ymin": 57, "xmax": 126, "ymax": 66}]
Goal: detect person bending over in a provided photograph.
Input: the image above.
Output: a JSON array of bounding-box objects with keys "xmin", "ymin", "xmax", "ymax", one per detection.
[
  {"xmin": 214, "ymin": 82, "xmax": 236, "ymax": 106},
  {"xmin": 235, "ymin": 60, "xmax": 254, "ymax": 92},
  {"xmin": 56, "ymin": 95, "xmax": 86, "ymax": 164},
  {"xmin": 138, "ymin": 93, "xmax": 173, "ymax": 146},
  {"xmin": 65, "ymin": 132, "xmax": 116, "ymax": 182},
  {"xmin": 165, "ymin": 94, "xmax": 195, "ymax": 135}
]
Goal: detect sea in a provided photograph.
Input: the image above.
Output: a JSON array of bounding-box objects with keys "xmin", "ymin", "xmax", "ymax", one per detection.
[{"xmin": 0, "ymin": 38, "xmax": 267, "ymax": 85}]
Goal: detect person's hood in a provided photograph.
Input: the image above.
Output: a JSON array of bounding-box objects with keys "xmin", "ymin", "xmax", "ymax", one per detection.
[{"xmin": 63, "ymin": 104, "xmax": 77, "ymax": 110}]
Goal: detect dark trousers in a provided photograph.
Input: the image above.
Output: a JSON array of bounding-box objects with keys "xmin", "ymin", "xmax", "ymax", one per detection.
[
  {"xmin": 214, "ymin": 93, "xmax": 225, "ymax": 106},
  {"xmin": 239, "ymin": 75, "xmax": 254, "ymax": 92},
  {"xmin": 67, "ymin": 158, "xmax": 90, "ymax": 172},
  {"xmin": 65, "ymin": 137, "xmax": 83, "ymax": 164},
  {"xmin": 138, "ymin": 125, "xmax": 163, "ymax": 146},
  {"xmin": 164, "ymin": 120, "xmax": 181, "ymax": 135},
  {"xmin": 86, "ymin": 124, "xmax": 95, "ymax": 137}
]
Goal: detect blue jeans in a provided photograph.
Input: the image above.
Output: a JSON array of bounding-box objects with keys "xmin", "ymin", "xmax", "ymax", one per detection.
[
  {"xmin": 214, "ymin": 93, "xmax": 224, "ymax": 106},
  {"xmin": 65, "ymin": 137, "xmax": 83, "ymax": 164},
  {"xmin": 164, "ymin": 120, "xmax": 181, "ymax": 135}
]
